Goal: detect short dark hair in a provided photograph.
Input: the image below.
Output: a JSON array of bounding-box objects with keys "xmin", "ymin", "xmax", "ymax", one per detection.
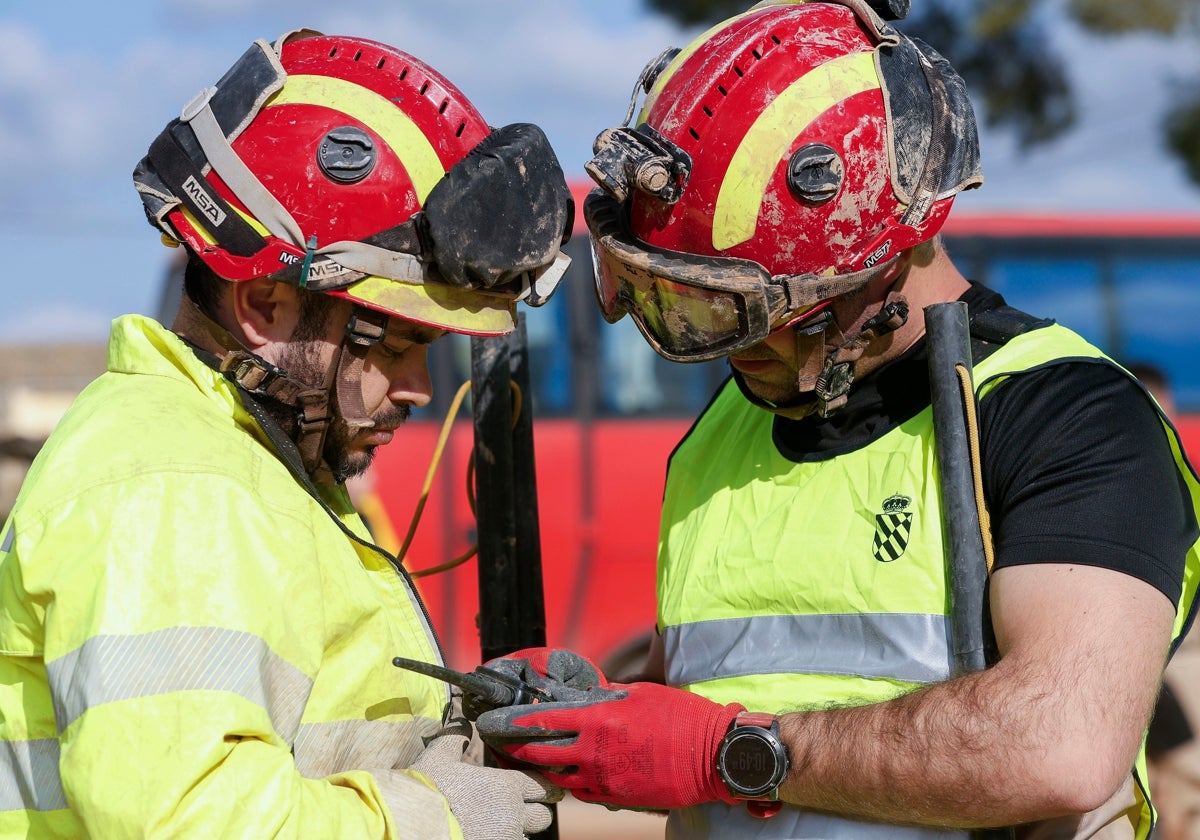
[{"xmin": 182, "ymin": 253, "xmax": 227, "ymax": 321}]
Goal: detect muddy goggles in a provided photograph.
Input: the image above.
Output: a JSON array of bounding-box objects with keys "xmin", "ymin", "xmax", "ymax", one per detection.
[{"xmin": 585, "ymin": 189, "xmax": 885, "ymax": 362}]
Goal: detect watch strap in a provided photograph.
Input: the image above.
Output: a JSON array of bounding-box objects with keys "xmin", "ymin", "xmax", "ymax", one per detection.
[
  {"xmin": 739, "ymin": 714, "xmax": 786, "ymax": 818},
  {"xmin": 734, "ymin": 711, "xmax": 777, "ymax": 729},
  {"xmin": 717, "ymin": 711, "xmax": 789, "ymax": 817}
]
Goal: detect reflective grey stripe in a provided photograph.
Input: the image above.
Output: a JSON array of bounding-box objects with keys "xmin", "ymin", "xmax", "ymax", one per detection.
[
  {"xmin": 0, "ymin": 739, "xmax": 66, "ymax": 813},
  {"xmin": 1, "ymin": 525, "xmax": 13, "ymax": 553},
  {"xmin": 46, "ymin": 627, "xmax": 312, "ymax": 742},
  {"xmin": 664, "ymin": 613, "xmax": 951, "ymax": 687},
  {"xmin": 669, "ymin": 802, "xmax": 967, "ymax": 839}
]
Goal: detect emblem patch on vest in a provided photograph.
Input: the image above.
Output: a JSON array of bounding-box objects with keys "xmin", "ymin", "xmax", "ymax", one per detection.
[{"xmin": 873, "ymin": 494, "xmax": 913, "ymax": 562}]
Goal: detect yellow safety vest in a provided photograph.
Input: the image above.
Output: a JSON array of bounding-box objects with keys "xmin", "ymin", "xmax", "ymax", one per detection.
[
  {"xmin": 0, "ymin": 315, "xmax": 463, "ymax": 839},
  {"xmin": 659, "ymin": 323, "xmax": 1200, "ymax": 839}
]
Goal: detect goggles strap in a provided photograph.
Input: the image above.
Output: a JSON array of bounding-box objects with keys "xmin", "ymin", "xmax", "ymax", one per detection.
[
  {"xmin": 183, "ymin": 90, "xmax": 307, "ymax": 248},
  {"xmin": 144, "ymin": 127, "xmax": 268, "ymax": 258},
  {"xmin": 270, "ymin": 237, "xmax": 426, "ymax": 292},
  {"xmin": 776, "ymin": 258, "xmax": 899, "ymax": 322}
]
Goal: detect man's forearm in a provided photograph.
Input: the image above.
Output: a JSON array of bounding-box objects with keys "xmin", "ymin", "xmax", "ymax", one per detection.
[{"xmin": 776, "ymin": 659, "xmax": 1116, "ymax": 828}]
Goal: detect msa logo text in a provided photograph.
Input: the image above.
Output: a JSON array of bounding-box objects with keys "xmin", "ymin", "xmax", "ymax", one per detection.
[
  {"xmin": 864, "ymin": 239, "xmax": 892, "ymax": 269},
  {"xmin": 276, "ymin": 252, "xmax": 354, "ymax": 283},
  {"xmin": 182, "ymin": 175, "xmax": 227, "ymax": 227}
]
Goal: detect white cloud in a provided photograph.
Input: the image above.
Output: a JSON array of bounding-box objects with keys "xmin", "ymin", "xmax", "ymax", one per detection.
[{"xmin": 5, "ymin": 0, "xmax": 1200, "ymax": 347}]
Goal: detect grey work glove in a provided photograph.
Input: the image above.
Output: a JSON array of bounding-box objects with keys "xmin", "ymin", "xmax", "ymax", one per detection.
[
  {"xmin": 411, "ymin": 723, "xmax": 563, "ymax": 840},
  {"xmin": 462, "ymin": 647, "xmax": 608, "ymax": 721}
]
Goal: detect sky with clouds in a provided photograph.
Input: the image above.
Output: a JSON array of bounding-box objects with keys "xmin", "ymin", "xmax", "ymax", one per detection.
[{"xmin": 3, "ymin": 0, "xmax": 1199, "ymax": 345}]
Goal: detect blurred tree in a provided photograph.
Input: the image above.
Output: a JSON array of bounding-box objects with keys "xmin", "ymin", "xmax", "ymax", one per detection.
[
  {"xmin": 641, "ymin": 0, "xmax": 1200, "ymax": 187},
  {"xmin": 1166, "ymin": 83, "xmax": 1200, "ymax": 185}
]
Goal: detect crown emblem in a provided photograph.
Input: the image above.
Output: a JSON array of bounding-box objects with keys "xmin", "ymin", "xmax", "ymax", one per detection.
[{"xmin": 882, "ymin": 494, "xmax": 911, "ymax": 514}]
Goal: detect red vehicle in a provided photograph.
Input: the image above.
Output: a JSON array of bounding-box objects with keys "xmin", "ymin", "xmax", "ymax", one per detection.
[{"xmin": 359, "ymin": 196, "xmax": 1200, "ymax": 673}]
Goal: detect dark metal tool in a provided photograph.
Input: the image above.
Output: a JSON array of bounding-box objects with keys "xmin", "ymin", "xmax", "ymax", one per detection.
[{"xmin": 391, "ymin": 656, "xmax": 553, "ymax": 714}]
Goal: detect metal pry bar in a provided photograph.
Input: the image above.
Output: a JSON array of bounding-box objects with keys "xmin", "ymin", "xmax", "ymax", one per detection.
[{"xmin": 391, "ymin": 656, "xmax": 552, "ymax": 710}]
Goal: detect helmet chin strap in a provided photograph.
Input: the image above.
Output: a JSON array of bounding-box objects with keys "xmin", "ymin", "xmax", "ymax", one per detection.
[
  {"xmin": 733, "ymin": 289, "xmax": 910, "ymax": 419},
  {"xmin": 173, "ymin": 296, "xmax": 386, "ymax": 481},
  {"xmin": 810, "ymin": 290, "xmax": 909, "ymax": 416}
]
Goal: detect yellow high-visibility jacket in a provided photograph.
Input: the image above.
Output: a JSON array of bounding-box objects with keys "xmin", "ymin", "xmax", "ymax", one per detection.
[
  {"xmin": 0, "ymin": 315, "xmax": 463, "ymax": 839},
  {"xmin": 659, "ymin": 323, "xmax": 1200, "ymax": 839}
]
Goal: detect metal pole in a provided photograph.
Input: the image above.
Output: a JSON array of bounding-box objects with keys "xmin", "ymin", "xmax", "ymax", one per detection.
[
  {"xmin": 470, "ymin": 318, "xmax": 557, "ymax": 839},
  {"xmin": 507, "ymin": 317, "xmax": 549, "ymax": 654},
  {"xmin": 470, "ymin": 332, "xmax": 519, "ymax": 662},
  {"xmin": 925, "ymin": 301, "xmax": 1013, "ymax": 840},
  {"xmin": 925, "ymin": 301, "xmax": 988, "ymax": 676}
]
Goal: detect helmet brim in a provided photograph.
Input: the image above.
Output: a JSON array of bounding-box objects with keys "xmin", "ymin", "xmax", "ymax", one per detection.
[{"xmin": 332, "ymin": 276, "xmax": 517, "ymax": 336}]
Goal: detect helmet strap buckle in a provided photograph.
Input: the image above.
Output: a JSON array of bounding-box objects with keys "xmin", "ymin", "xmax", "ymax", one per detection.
[{"xmin": 810, "ymin": 291, "xmax": 911, "ymax": 417}]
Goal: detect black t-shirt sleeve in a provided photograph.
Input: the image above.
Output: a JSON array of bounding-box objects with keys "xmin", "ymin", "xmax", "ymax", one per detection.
[{"xmin": 978, "ymin": 360, "xmax": 1195, "ymax": 606}]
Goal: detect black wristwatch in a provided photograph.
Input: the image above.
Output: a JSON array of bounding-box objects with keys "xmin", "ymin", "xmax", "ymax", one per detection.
[{"xmin": 715, "ymin": 712, "xmax": 790, "ymax": 802}]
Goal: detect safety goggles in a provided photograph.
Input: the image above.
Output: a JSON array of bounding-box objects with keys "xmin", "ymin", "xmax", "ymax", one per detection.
[{"xmin": 585, "ymin": 189, "xmax": 879, "ymax": 362}]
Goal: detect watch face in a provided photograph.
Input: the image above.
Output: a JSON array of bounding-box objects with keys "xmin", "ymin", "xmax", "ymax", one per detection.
[{"xmin": 720, "ymin": 729, "xmax": 782, "ymax": 795}]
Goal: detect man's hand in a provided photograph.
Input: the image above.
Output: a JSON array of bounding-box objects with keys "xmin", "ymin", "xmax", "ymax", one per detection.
[
  {"xmin": 411, "ymin": 724, "xmax": 563, "ymax": 840},
  {"xmin": 475, "ymin": 680, "xmax": 744, "ymax": 810}
]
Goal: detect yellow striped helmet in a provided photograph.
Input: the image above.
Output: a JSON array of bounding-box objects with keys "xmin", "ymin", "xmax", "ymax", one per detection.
[
  {"xmin": 135, "ymin": 30, "xmax": 572, "ymax": 336},
  {"xmin": 592, "ymin": 1, "xmax": 982, "ymax": 298}
]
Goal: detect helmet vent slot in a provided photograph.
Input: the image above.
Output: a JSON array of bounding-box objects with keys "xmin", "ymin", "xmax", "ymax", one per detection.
[
  {"xmin": 687, "ymin": 34, "xmax": 781, "ymax": 145},
  {"xmin": 400, "ymin": 68, "xmax": 409, "ymax": 81},
  {"xmin": 353, "ymin": 50, "xmax": 363, "ymax": 62},
  {"xmin": 455, "ymin": 122, "xmax": 466, "ymax": 138},
  {"xmin": 420, "ymin": 81, "xmax": 430, "ymax": 95},
  {"xmin": 376, "ymin": 57, "xmax": 387, "ymax": 69},
  {"xmin": 439, "ymin": 100, "xmax": 449, "ymax": 115}
]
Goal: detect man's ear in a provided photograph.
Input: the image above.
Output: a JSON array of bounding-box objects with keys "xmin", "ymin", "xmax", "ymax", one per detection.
[{"xmin": 231, "ymin": 278, "xmax": 301, "ymax": 349}]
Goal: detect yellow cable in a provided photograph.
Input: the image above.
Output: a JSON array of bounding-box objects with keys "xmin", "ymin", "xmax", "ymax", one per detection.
[
  {"xmin": 400, "ymin": 380, "xmax": 472, "ymax": 567},
  {"xmin": 402, "ymin": 379, "xmax": 525, "ymax": 580},
  {"xmin": 955, "ymin": 363, "xmax": 995, "ymax": 574},
  {"xmin": 356, "ymin": 489, "xmax": 402, "ymax": 557}
]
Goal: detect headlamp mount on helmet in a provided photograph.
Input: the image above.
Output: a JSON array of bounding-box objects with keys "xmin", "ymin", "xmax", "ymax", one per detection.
[{"xmin": 586, "ymin": 123, "xmax": 692, "ymax": 205}]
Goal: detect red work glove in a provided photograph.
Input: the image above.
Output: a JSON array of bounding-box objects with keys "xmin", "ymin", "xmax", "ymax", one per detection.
[{"xmin": 475, "ymin": 680, "xmax": 745, "ymax": 811}]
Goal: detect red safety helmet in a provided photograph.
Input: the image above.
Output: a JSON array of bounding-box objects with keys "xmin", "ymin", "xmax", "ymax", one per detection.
[
  {"xmin": 136, "ymin": 29, "xmax": 572, "ymax": 337},
  {"xmin": 584, "ymin": 0, "xmax": 982, "ymax": 362}
]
